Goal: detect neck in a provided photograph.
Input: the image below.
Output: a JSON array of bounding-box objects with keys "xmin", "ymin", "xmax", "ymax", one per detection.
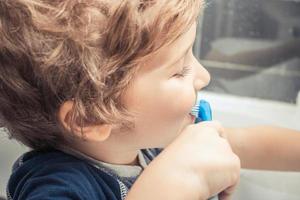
[{"xmin": 69, "ymin": 140, "xmax": 139, "ymax": 166}]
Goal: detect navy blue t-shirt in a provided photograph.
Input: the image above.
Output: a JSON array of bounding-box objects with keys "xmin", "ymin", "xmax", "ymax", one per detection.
[{"xmin": 7, "ymin": 149, "xmax": 161, "ymax": 200}]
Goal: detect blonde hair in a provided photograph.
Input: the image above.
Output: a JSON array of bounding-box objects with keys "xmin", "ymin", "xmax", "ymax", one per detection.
[{"xmin": 0, "ymin": 0, "xmax": 203, "ymax": 149}]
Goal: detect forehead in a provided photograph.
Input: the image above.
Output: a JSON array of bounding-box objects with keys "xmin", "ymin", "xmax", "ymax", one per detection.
[{"xmin": 141, "ymin": 23, "xmax": 197, "ymax": 72}]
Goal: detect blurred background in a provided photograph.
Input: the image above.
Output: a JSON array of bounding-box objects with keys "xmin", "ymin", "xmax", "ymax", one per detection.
[
  {"xmin": 1, "ymin": 0, "xmax": 300, "ymax": 199},
  {"xmin": 195, "ymin": 0, "xmax": 300, "ymax": 104},
  {"xmin": 194, "ymin": 0, "xmax": 300, "ymax": 199}
]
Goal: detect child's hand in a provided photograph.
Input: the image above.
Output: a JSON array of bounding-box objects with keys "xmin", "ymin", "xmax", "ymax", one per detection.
[
  {"xmin": 127, "ymin": 121, "xmax": 240, "ymax": 200},
  {"xmin": 154, "ymin": 121, "xmax": 240, "ymax": 200}
]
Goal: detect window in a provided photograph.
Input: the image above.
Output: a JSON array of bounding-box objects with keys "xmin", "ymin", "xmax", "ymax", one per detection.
[{"xmin": 194, "ymin": 0, "xmax": 300, "ymax": 103}]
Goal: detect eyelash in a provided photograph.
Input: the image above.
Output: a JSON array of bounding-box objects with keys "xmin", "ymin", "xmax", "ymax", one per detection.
[{"xmin": 173, "ymin": 65, "xmax": 191, "ymax": 78}]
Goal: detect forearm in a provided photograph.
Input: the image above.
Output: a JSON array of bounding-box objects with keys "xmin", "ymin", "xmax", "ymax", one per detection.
[{"xmin": 226, "ymin": 126, "xmax": 300, "ymax": 171}]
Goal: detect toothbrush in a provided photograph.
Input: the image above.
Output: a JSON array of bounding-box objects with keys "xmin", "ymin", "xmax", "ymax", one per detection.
[
  {"xmin": 191, "ymin": 99, "xmax": 212, "ymax": 123},
  {"xmin": 190, "ymin": 99, "xmax": 219, "ymax": 200}
]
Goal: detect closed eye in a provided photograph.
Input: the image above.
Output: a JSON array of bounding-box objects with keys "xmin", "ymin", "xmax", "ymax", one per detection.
[{"xmin": 173, "ymin": 65, "xmax": 191, "ymax": 78}]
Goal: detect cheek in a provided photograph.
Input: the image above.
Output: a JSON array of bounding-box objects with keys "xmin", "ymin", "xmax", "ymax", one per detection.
[
  {"xmin": 121, "ymin": 76, "xmax": 196, "ymax": 147},
  {"xmin": 123, "ymin": 67, "xmax": 196, "ymax": 119},
  {"xmin": 160, "ymin": 80, "xmax": 196, "ymax": 116},
  {"xmin": 134, "ymin": 81, "xmax": 196, "ymax": 140},
  {"xmin": 159, "ymin": 90, "xmax": 194, "ymax": 121},
  {"xmin": 144, "ymin": 82, "xmax": 196, "ymax": 146},
  {"xmin": 124, "ymin": 72, "xmax": 195, "ymax": 115}
]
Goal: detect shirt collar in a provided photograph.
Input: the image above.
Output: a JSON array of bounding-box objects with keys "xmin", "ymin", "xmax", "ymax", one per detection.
[{"xmin": 58, "ymin": 146, "xmax": 147, "ymax": 178}]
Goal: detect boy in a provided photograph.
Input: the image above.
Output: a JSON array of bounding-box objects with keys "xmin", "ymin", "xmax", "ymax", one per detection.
[
  {"xmin": 0, "ymin": 1, "xmax": 240, "ymax": 199},
  {"xmin": 1, "ymin": 1, "xmax": 299, "ymax": 200}
]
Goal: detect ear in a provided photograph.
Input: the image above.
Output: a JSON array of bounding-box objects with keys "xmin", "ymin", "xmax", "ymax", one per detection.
[{"xmin": 58, "ymin": 100, "xmax": 112, "ymax": 142}]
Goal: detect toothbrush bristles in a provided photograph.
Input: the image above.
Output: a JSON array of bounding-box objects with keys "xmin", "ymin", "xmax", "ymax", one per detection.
[{"xmin": 190, "ymin": 102, "xmax": 200, "ymax": 117}]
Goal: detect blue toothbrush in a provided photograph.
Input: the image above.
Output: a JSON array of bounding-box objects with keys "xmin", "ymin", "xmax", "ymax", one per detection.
[
  {"xmin": 190, "ymin": 99, "xmax": 219, "ymax": 200},
  {"xmin": 191, "ymin": 99, "xmax": 212, "ymax": 123}
]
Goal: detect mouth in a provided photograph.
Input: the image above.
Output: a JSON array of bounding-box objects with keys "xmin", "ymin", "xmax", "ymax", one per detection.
[{"xmin": 189, "ymin": 113, "xmax": 196, "ymax": 124}]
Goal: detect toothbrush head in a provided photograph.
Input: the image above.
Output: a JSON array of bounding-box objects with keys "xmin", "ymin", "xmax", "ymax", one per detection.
[{"xmin": 191, "ymin": 99, "xmax": 212, "ymax": 123}]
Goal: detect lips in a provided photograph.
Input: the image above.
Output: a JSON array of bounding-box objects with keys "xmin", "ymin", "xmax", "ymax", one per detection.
[{"xmin": 189, "ymin": 113, "xmax": 196, "ymax": 123}]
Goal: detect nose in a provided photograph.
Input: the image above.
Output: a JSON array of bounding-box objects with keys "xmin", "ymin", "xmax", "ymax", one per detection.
[{"xmin": 192, "ymin": 56, "xmax": 211, "ymax": 91}]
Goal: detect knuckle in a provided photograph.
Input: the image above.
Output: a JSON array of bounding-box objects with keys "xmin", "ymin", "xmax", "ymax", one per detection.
[
  {"xmin": 235, "ymin": 155, "xmax": 241, "ymax": 169},
  {"xmin": 231, "ymin": 155, "xmax": 241, "ymax": 173},
  {"xmin": 212, "ymin": 120, "xmax": 223, "ymax": 128},
  {"xmin": 232, "ymin": 171, "xmax": 240, "ymax": 184},
  {"xmin": 219, "ymin": 137, "xmax": 231, "ymax": 148},
  {"xmin": 228, "ymin": 159, "xmax": 241, "ymax": 184}
]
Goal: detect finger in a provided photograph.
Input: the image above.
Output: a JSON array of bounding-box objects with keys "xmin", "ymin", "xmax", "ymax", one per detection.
[
  {"xmin": 218, "ymin": 165, "xmax": 240, "ymax": 200},
  {"xmin": 218, "ymin": 184, "xmax": 237, "ymax": 200},
  {"xmin": 196, "ymin": 121, "xmax": 226, "ymax": 138}
]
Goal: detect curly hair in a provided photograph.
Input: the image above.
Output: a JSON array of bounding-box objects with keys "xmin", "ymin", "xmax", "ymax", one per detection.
[{"xmin": 0, "ymin": 0, "xmax": 203, "ymax": 150}]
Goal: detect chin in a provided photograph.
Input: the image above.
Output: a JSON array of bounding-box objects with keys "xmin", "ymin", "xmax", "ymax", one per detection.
[{"xmin": 178, "ymin": 113, "xmax": 195, "ymax": 131}]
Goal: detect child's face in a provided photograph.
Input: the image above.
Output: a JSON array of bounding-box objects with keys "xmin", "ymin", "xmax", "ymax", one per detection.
[{"xmin": 122, "ymin": 23, "xmax": 210, "ymax": 148}]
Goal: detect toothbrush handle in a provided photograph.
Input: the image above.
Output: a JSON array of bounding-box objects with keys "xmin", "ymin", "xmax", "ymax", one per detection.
[
  {"xmin": 195, "ymin": 100, "xmax": 212, "ymax": 123},
  {"xmin": 195, "ymin": 100, "xmax": 219, "ymax": 200}
]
